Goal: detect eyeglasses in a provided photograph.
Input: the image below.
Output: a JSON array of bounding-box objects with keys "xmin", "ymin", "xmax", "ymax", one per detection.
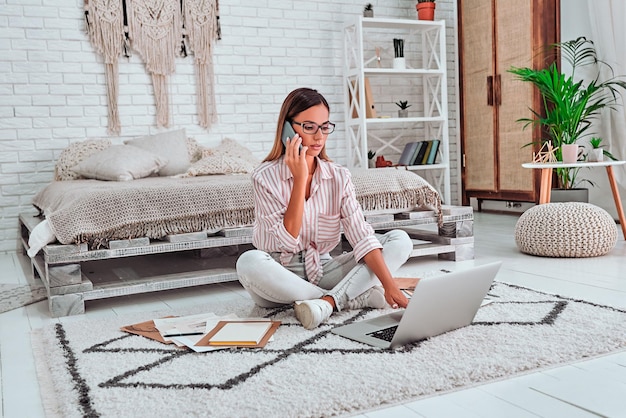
[{"xmin": 291, "ymin": 121, "xmax": 336, "ymax": 135}]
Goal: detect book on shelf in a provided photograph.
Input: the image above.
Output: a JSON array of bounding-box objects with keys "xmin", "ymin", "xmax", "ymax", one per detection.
[
  {"xmin": 398, "ymin": 142, "xmax": 419, "ymax": 166},
  {"xmin": 409, "ymin": 142, "xmax": 424, "ymax": 166},
  {"xmin": 412, "ymin": 141, "xmax": 428, "ymax": 165},
  {"xmin": 420, "ymin": 141, "xmax": 434, "ymax": 165},
  {"xmin": 426, "ymin": 139, "xmax": 440, "ymax": 164},
  {"xmin": 399, "ymin": 140, "xmax": 441, "ymax": 167}
]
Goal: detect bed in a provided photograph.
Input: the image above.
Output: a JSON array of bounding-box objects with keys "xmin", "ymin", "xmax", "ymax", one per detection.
[{"xmin": 19, "ymin": 133, "xmax": 474, "ymax": 317}]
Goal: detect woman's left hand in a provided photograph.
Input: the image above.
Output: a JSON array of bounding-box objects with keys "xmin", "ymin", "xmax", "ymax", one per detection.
[{"xmin": 383, "ymin": 282, "xmax": 409, "ymax": 309}]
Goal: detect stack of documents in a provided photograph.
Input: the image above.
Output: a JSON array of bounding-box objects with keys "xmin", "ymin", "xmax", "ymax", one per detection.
[{"xmin": 121, "ymin": 312, "xmax": 280, "ymax": 352}]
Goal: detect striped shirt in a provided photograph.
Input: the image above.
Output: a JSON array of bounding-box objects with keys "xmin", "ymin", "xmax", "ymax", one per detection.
[{"xmin": 251, "ymin": 156, "xmax": 382, "ymax": 285}]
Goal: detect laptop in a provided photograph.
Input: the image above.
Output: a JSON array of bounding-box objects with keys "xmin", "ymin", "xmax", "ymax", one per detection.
[{"xmin": 331, "ymin": 262, "xmax": 502, "ymax": 349}]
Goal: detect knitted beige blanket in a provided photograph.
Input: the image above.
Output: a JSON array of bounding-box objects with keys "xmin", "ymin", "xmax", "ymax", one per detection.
[{"xmin": 32, "ymin": 169, "xmax": 440, "ymax": 247}]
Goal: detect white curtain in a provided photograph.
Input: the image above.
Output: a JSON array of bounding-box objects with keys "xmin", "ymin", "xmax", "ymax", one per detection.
[{"xmin": 588, "ymin": 0, "xmax": 626, "ymax": 182}]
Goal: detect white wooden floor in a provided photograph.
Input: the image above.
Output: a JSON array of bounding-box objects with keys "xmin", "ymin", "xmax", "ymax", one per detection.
[{"xmin": 1, "ymin": 212, "xmax": 626, "ymax": 418}]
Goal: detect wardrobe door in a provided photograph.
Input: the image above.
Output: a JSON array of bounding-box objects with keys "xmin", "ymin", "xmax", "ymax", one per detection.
[
  {"xmin": 460, "ymin": 0, "xmax": 496, "ymax": 193},
  {"xmin": 495, "ymin": 0, "xmax": 535, "ymax": 193}
]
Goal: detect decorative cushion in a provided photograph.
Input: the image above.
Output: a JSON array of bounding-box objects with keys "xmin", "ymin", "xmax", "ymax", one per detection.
[
  {"xmin": 203, "ymin": 137, "xmax": 257, "ymax": 160},
  {"xmin": 125, "ymin": 129, "xmax": 190, "ymax": 176},
  {"xmin": 515, "ymin": 202, "xmax": 618, "ymax": 257},
  {"xmin": 54, "ymin": 138, "xmax": 112, "ymax": 181},
  {"xmin": 71, "ymin": 144, "xmax": 168, "ymax": 181},
  {"xmin": 180, "ymin": 138, "xmax": 260, "ymax": 176},
  {"xmin": 182, "ymin": 155, "xmax": 256, "ymax": 176},
  {"xmin": 186, "ymin": 136, "xmax": 203, "ymax": 163}
]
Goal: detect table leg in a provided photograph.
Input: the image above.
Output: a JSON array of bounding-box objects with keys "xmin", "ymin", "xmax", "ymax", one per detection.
[
  {"xmin": 605, "ymin": 166, "xmax": 626, "ymax": 239},
  {"xmin": 539, "ymin": 168, "xmax": 553, "ymax": 204}
]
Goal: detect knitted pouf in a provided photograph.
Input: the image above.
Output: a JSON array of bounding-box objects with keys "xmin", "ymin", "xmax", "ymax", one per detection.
[{"xmin": 515, "ymin": 202, "xmax": 618, "ymax": 257}]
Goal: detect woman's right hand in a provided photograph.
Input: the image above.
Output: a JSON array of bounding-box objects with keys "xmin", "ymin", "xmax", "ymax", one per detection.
[
  {"xmin": 282, "ymin": 133, "xmax": 308, "ymax": 238},
  {"xmin": 284, "ymin": 134, "xmax": 309, "ymax": 179}
]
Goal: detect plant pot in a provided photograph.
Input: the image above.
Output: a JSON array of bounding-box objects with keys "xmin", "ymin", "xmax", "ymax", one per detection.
[
  {"xmin": 416, "ymin": 2, "xmax": 435, "ymax": 21},
  {"xmin": 363, "ymin": 10, "xmax": 373, "ymax": 18},
  {"xmin": 561, "ymin": 144, "xmax": 583, "ymax": 163},
  {"xmin": 398, "ymin": 109, "xmax": 408, "ymax": 118},
  {"xmin": 550, "ymin": 188, "xmax": 589, "ymax": 203},
  {"xmin": 393, "ymin": 57, "xmax": 406, "ymax": 69},
  {"xmin": 368, "ymin": 159, "xmax": 376, "ymax": 168},
  {"xmin": 588, "ymin": 148, "xmax": 603, "ymax": 162}
]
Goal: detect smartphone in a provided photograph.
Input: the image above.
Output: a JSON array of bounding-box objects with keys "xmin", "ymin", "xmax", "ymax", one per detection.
[{"xmin": 281, "ymin": 121, "xmax": 301, "ymax": 152}]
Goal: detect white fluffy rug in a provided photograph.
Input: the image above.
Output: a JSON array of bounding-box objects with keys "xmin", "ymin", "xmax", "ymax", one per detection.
[{"xmin": 32, "ymin": 282, "xmax": 626, "ymax": 418}]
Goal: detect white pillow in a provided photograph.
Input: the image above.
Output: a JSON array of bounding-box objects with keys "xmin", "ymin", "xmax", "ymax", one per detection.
[
  {"xmin": 27, "ymin": 219, "xmax": 56, "ymax": 258},
  {"xmin": 71, "ymin": 145, "xmax": 168, "ymax": 181},
  {"xmin": 125, "ymin": 129, "xmax": 190, "ymax": 176}
]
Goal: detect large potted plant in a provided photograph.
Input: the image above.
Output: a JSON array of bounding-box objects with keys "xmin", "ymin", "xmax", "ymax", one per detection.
[{"xmin": 508, "ymin": 37, "xmax": 626, "ymax": 196}]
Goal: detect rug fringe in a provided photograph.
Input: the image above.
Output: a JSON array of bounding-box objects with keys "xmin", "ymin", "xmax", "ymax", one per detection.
[{"xmin": 30, "ymin": 329, "xmax": 64, "ymax": 418}]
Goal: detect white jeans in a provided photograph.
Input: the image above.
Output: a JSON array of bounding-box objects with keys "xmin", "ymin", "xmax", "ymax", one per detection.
[{"xmin": 236, "ymin": 229, "xmax": 413, "ymax": 311}]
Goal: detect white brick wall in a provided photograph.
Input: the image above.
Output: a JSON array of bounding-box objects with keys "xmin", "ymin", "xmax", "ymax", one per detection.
[{"xmin": 0, "ymin": 0, "xmax": 459, "ymax": 253}]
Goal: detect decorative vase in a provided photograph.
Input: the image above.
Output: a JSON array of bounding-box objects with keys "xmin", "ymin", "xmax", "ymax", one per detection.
[
  {"xmin": 363, "ymin": 10, "xmax": 373, "ymax": 18},
  {"xmin": 368, "ymin": 159, "xmax": 376, "ymax": 168},
  {"xmin": 416, "ymin": 2, "xmax": 435, "ymax": 21},
  {"xmin": 398, "ymin": 109, "xmax": 408, "ymax": 118},
  {"xmin": 589, "ymin": 148, "xmax": 603, "ymax": 162},
  {"xmin": 393, "ymin": 57, "xmax": 406, "ymax": 69},
  {"xmin": 561, "ymin": 144, "xmax": 583, "ymax": 164}
]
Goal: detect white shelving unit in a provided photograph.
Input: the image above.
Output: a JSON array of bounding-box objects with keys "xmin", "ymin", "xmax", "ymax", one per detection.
[{"xmin": 343, "ymin": 17, "xmax": 451, "ymax": 203}]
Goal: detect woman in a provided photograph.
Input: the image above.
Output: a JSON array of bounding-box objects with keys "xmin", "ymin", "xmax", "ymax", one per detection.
[{"xmin": 236, "ymin": 87, "xmax": 415, "ymax": 329}]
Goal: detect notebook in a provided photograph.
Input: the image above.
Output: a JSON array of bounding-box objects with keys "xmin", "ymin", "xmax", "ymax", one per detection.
[{"xmin": 331, "ymin": 262, "xmax": 502, "ymax": 349}]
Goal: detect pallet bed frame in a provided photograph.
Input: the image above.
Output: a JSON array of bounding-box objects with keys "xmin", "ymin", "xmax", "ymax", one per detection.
[{"xmin": 19, "ymin": 205, "xmax": 474, "ymax": 317}]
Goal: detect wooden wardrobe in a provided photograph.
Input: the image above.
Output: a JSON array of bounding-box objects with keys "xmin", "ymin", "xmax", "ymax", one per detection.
[{"xmin": 458, "ymin": 0, "xmax": 560, "ymax": 207}]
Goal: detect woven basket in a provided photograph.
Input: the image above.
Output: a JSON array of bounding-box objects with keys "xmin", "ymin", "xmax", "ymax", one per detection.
[{"xmin": 515, "ymin": 202, "xmax": 618, "ymax": 257}]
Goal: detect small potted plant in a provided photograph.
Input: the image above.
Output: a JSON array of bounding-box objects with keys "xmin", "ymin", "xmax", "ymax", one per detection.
[
  {"xmin": 588, "ymin": 137, "xmax": 617, "ymax": 162},
  {"xmin": 368, "ymin": 149, "xmax": 376, "ymax": 167},
  {"xmin": 416, "ymin": 0, "xmax": 436, "ymax": 21},
  {"xmin": 588, "ymin": 137, "xmax": 604, "ymax": 162},
  {"xmin": 395, "ymin": 100, "xmax": 411, "ymax": 118},
  {"xmin": 363, "ymin": 3, "xmax": 374, "ymax": 18}
]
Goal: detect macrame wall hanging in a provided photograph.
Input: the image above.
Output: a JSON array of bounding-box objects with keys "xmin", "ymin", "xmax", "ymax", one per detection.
[
  {"xmin": 84, "ymin": 0, "xmax": 128, "ymax": 135},
  {"xmin": 126, "ymin": 0, "xmax": 182, "ymax": 128},
  {"xmin": 84, "ymin": 0, "xmax": 220, "ymax": 132},
  {"xmin": 183, "ymin": 0, "xmax": 220, "ymax": 129}
]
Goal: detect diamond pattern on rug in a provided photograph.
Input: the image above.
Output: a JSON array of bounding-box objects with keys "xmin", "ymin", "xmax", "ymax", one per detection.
[
  {"xmin": 31, "ymin": 282, "xmax": 626, "ymax": 418},
  {"xmin": 73, "ymin": 298, "xmax": 569, "ymax": 391},
  {"xmin": 0, "ymin": 283, "xmax": 46, "ymax": 314}
]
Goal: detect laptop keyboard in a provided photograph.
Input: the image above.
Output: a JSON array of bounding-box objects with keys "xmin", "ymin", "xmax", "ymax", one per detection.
[{"xmin": 367, "ymin": 325, "xmax": 398, "ymax": 342}]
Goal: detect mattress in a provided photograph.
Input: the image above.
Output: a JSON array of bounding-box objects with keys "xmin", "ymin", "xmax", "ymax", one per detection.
[{"xmin": 30, "ymin": 168, "xmax": 441, "ymax": 249}]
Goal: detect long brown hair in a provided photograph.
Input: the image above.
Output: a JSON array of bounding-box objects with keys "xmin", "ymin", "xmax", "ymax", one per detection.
[{"xmin": 263, "ymin": 87, "xmax": 332, "ymax": 162}]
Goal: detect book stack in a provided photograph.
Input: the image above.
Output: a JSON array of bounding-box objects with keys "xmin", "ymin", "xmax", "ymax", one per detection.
[
  {"xmin": 397, "ymin": 140, "xmax": 441, "ymax": 166},
  {"xmin": 121, "ymin": 312, "xmax": 281, "ymax": 352}
]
